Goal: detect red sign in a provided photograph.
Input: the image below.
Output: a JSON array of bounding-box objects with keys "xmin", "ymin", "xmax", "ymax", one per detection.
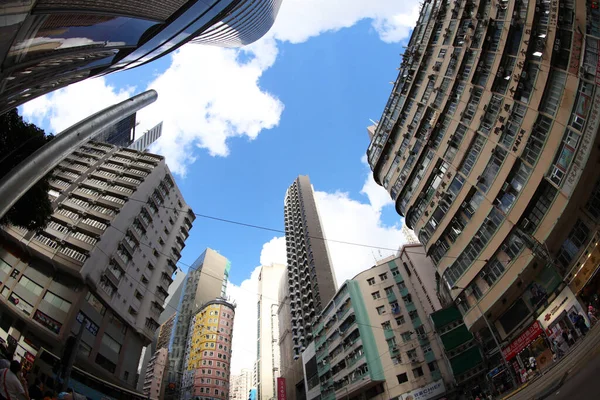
[
  {"xmin": 502, "ymin": 321, "xmax": 543, "ymax": 361},
  {"xmin": 277, "ymin": 377, "xmax": 287, "ymax": 400},
  {"xmin": 24, "ymin": 352, "xmax": 35, "ymax": 363}
]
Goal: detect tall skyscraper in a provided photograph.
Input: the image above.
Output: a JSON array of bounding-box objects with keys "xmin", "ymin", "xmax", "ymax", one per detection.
[
  {"xmin": 229, "ymin": 368, "xmax": 253, "ymax": 400},
  {"xmin": 256, "ymin": 264, "xmax": 285, "ymax": 400},
  {"xmin": 129, "ymin": 122, "xmax": 164, "ymax": 152},
  {"xmin": 0, "ymin": 0, "xmax": 284, "ymax": 114},
  {"xmin": 181, "ymin": 299, "xmax": 236, "ymax": 400},
  {"xmin": 278, "ymin": 175, "xmax": 337, "ymax": 400},
  {"xmin": 165, "ymin": 249, "xmax": 231, "ymax": 398},
  {"xmin": 0, "ymin": 141, "xmax": 194, "ymax": 390},
  {"xmin": 366, "ymin": 0, "xmax": 600, "ymax": 388}
]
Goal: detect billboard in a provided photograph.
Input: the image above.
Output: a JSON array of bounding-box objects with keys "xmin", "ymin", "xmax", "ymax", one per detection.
[
  {"xmin": 400, "ymin": 380, "xmax": 445, "ymax": 400},
  {"xmin": 277, "ymin": 377, "xmax": 287, "ymax": 400}
]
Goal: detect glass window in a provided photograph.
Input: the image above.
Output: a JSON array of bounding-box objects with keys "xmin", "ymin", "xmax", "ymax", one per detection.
[
  {"xmin": 413, "ymin": 366, "xmax": 424, "ymax": 378},
  {"xmin": 379, "ymin": 273, "xmax": 388, "ymax": 281},
  {"xmin": 372, "ymin": 291, "xmax": 380, "ymax": 300},
  {"xmin": 0, "ymin": 258, "xmax": 13, "ymax": 275},
  {"xmin": 102, "ymin": 334, "xmax": 121, "ymax": 354},
  {"xmin": 43, "ymin": 291, "xmax": 71, "ymax": 313},
  {"xmin": 376, "ymin": 306, "xmax": 386, "ymax": 315},
  {"xmin": 86, "ymin": 292, "xmax": 106, "ymax": 315},
  {"xmin": 19, "ymin": 276, "xmax": 43, "ymax": 296}
]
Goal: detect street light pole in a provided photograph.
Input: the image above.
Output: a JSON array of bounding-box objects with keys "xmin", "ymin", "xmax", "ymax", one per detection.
[{"xmin": 451, "ymin": 286, "xmax": 519, "ymax": 389}]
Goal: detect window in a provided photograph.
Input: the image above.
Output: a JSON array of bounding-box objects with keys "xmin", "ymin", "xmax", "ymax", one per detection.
[
  {"xmin": 376, "ymin": 306, "xmax": 386, "ymax": 315},
  {"xmin": 372, "ymin": 291, "xmax": 381, "ymax": 300},
  {"xmin": 409, "ymin": 310, "xmax": 419, "ymax": 321},
  {"xmin": 383, "ymin": 328, "xmax": 397, "ymax": 347},
  {"xmin": 379, "ymin": 273, "xmax": 388, "ymax": 281},
  {"xmin": 438, "ymin": 48, "xmax": 447, "ymax": 58},
  {"xmin": 18, "ymin": 276, "xmax": 43, "ymax": 296},
  {"xmin": 95, "ymin": 353, "xmax": 116, "ymax": 373},
  {"xmin": 407, "ymin": 349, "xmax": 417, "ymax": 360},
  {"xmin": 395, "ymin": 316, "xmax": 405, "ymax": 326},
  {"xmin": 401, "ymin": 332, "xmax": 412, "ymax": 342},
  {"xmin": 397, "ymin": 373, "xmax": 408, "ymax": 384},
  {"xmin": 428, "ymin": 361, "xmax": 439, "ymax": 372},
  {"xmin": 556, "ymin": 219, "xmax": 591, "ymax": 271},
  {"xmin": 381, "ymin": 321, "xmax": 392, "ymax": 330},
  {"xmin": 391, "ymin": 268, "xmax": 400, "ymax": 277},
  {"xmin": 44, "ymin": 291, "xmax": 71, "ymax": 313},
  {"xmin": 0, "ymin": 258, "xmax": 11, "ymax": 275},
  {"xmin": 413, "ymin": 366, "xmax": 424, "ymax": 378},
  {"xmin": 384, "ymin": 286, "xmax": 395, "ymax": 296},
  {"xmin": 86, "ymin": 292, "xmax": 106, "ymax": 315}
]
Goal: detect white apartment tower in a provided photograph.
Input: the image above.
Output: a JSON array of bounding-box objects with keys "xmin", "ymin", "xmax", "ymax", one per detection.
[
  {"xmin": 229, "ymin": 368, "xmax": 253, "ymax": 400},
  {"xmin": 256, "ymin": 264, "xmax": 285, "ymax": 400}
]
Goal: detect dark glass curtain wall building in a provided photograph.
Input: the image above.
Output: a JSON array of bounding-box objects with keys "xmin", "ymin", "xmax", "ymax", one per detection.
[{"xmin": 0, "ymin": 0, "xmax": 283, "ymax": 115}]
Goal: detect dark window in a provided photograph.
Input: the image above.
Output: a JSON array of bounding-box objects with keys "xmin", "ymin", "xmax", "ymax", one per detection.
[
  {"xmin": 413, "ymin": 366, "xmax": 424, "ymax": 378},
  {"xmin": 397, "ymin": 373, "xmax": 408, "ymax": 384},
  {"xmin": 95, "ymin": 353, "xmax": 116, "ymax": 373}
]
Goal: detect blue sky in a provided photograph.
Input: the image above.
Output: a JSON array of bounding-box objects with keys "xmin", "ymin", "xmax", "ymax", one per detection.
[{"xmin": 21, "ymin": 0, "xmax": 420, "ymax": 372}]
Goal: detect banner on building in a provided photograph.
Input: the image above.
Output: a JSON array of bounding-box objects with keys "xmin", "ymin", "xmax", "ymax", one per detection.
[
  {"xmin": 400, "ymin": 380, "xmax": 445, "ymax": 400},
  {"xmin": 502, "ymin": 321, "xmax": 543, "ymax": 360},
  {"xmin": 277, "ymin": 377, "xmax": 287, "ymax": 400}
]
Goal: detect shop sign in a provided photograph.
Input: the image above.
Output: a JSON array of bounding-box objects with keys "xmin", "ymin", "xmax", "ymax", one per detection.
[
  {"xmin": 502, "ymin": 321, "xmax": 543, "ymax": 361},
  {"xmin": 76, "ymin": 312, "xmax": 99, "ymax": 336},
  {"xmin": 24, "ymin": 352, "xmax": 35, "ymax": 363},
  {"xmin": 400, "ymin": 380, "xmax": 445, "ymax": 400},
  {"xmin": 569, "ymin": 31, "xmax": 583, "ymax": 75},
  {"xmin": 33, "ymin": 310, "xmax": 62, "ymax": 335},
  {"xmin": 277, "ymin": 377, "xmax": 287, "ymax": 400},
  {"xmin": 563, "ymin": 88, "xmax": 600, "ymax": 196},
  {"xmin": 537, "ymin": 287, "xmax": 587, "ymax": 329}
]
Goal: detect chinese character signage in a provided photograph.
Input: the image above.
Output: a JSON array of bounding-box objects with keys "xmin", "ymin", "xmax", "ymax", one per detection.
[
  {"xmin": 400, "ymin": 380, "xmax": 445, "ymax": 400},
  {"xmin": 277, "ymin": 377, "xmax": 287, "ymax": 400},
  {"xmin": 502, "ymin": 321, "xmax": 543, "ymax": 360}
]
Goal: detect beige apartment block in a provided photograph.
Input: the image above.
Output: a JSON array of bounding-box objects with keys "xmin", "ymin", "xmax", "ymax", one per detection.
[
  {"xmin": 366, "ymin": 0, "xmax": 600, "ymax": 386},
  {"xmin": 303, "ymin": 245, "xmax": 451, "ymax": 400},
  {"xmin": 0, "ymin": 141, "xmax": 194, "ymax": 390}
]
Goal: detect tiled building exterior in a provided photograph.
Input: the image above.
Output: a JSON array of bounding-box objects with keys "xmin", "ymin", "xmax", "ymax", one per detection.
[
  {"xmin": 367, "ymin": 0, "xmax": 600, "ymax": 373},
  {"xmin": 0, "ymin": 141, "xmax": 193, "ymax": 389},
  {"xmin": 181, "ymin": 299, "xmax": 236, "ymax": 400}
]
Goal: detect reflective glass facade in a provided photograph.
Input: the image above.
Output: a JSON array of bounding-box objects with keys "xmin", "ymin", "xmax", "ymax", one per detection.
[{"xmin": 0, "ymin": 0, "xmax": 283, "ymax": 114}]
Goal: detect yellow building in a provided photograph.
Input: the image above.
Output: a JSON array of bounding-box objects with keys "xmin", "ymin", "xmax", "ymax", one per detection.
[{"xmin": 181, "ymin": 299, "xmax": 236, "ymax": 400}]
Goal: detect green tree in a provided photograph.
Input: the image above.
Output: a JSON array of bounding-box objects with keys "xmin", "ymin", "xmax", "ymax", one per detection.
[{"xmin": 0, "ymin": 109, "xmax": 54, "ymax": 230}]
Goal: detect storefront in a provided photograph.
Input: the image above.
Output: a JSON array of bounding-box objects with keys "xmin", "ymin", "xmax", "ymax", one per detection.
[
  {"xmin": 568, "ymin": 240, "xmax": 600, "ymax": 309},
  {"xmin": 501, "ymin": 321, "xmax": 552, "ymax": 381},
  {"xmin": 537, "ymin": 286, "xmax": 590, "ymax": 346}
]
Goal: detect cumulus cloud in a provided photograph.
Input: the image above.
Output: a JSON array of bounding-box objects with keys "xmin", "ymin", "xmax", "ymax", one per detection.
[
  {"xmin": 260, "ymin": 236, "xmax": 288, "ymax": 266},
  {"xmin": 20, "ymin": 0, "xmax": 420, "ymax": 175},
  {"xmin": 21, "ymin": 78, "xmax": 135, "ymax": 134},
  {"xmin": 228, "ymin": 265, "xmax": 261, "ymax": 375}
]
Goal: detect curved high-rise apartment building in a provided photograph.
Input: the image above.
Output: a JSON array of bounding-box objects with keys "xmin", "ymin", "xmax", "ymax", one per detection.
[
  {"xmin": 181, "ymin": 298, "xmax": 236, "ymax": 400},
  {"xmin": 367, "ymin": 0, "xmax": 600, "ymax": 384},
  {"xmin": 0, "ymin": 0, "xmax": 283, "ymax": 114},
  {"xmin": 279, "ymin": 175, "xmax": 337, "ymax": 400}
]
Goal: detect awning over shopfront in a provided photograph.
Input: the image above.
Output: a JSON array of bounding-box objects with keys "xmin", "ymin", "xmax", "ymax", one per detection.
[{"xmin": 502, "ymin": 321, "xmax": 543, "ymax": 361}]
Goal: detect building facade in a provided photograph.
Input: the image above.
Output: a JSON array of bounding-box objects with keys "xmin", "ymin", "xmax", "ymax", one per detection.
[
  {"xmin": 366, "ymin": 0, "xmax": 600, "ymax": 386},
  {"xmin": 130, "ymin": 122, "xmax": 164, "ymax": 152},
  {"xmin": 278, "ymin": 175, "xmax": 337, "ymax": 400},
  {"xmin": 256, "ymin": 264, "xmax": 285, "ymax": 400},
  {"xmin": 143, "ymin": 347, "xmax": 169, "ymax": 400},
  {"xmin": 166, "ymin": 249, "xmax": 231, "ymax": 398},
  {"xmin": 229, "ymin": 368, "xmax": 253, "ymax": 400},
  {"xmin": 181, "ymin": 299, "xmax": 236, "ymax": 400},
  {"xmin": 304, "ymin": 245, "xmax": 451, "ymax": 400},
  {"xmin": 0, "ymin": 140, "xmax": 194, "ymax": 390},
  {"xmin": 0, "ymin": 0, "xmax": 284, "ymax": 114},
  {"xmin": 95, "ymin": 114, "xmax": 137, "ymax": 148}
]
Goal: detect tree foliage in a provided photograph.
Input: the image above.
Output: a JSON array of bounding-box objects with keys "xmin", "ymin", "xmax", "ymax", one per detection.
[{"xmin": 0, "ymin": 109, "xmax": 54, "ymax": 230}]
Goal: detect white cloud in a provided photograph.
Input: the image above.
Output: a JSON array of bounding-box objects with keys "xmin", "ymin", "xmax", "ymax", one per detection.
[
  {"xmin": 228, "ymin": 265, "xmax": 261, "ymax": 375},
  {"xmin": 21, "ymin": 78, "xmax": 135, "ymax": 134},
  {"xmin": 19, "ymin": 0, "xmax": 420, "ymax": 175},
  {"xmin": 269, "ymin": 0, "xmax": 419, "ymax": 44},
  {"xmin": 260, "ymin": 236, "xmax": 287, "ymax": 266}
]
